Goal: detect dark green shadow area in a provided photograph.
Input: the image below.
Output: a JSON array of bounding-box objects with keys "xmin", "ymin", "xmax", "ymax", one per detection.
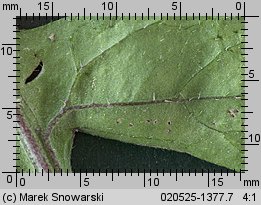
[{"xmin": 71, "ymin": 132, "xmax": 232, "ymax": 173}]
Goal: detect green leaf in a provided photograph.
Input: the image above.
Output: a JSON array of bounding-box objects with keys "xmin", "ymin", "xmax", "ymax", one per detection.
[{"xmin": 17, "ymin": 17, "xmax": 244, "ymax": 172}]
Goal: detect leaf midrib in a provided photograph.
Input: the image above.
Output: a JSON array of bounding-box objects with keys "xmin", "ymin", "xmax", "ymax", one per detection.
[{"xmin": 44, "ymin": 94, "xmax": 241, "ymax": 140}]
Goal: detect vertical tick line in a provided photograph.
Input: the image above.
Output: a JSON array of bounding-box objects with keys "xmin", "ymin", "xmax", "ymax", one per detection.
[
  {"xmin": 207, "ymin": 170, "xmax": 210, "ymax": 187},
  {"xmin": 212, "ymin": 8, "xmax": 213, "ymax": 20},
  {"xmin": 243, "ymin": 2, "xmax": 246, "ymax": 20},
  {"xmin": 79, "ymin": 171, "xmax": 82, "ymax": 187},
  {"xmin": 15, "ymin": 170, "xmax": 18, "ymax": 187},
  {"xmin": 179, "ymin": 2, "xmax": 182, "ymax": 20},
  {"xmin": 51, "ymin": 2, "xmax": 54, "ymax": 20},
  {"xmin": 148, "ymin": 8, "xmax": 149, "ymax": 20},
  {"xmin": 115, "ymin": 2, "xmax": 118, "ymax": 20},
  {"xmin": 143, "ymin": 171, "xmax": 146, "ymax": 187},
  {"xmin": 84, "ymin": 8, "xmax": 86, "ymax": 20}
]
